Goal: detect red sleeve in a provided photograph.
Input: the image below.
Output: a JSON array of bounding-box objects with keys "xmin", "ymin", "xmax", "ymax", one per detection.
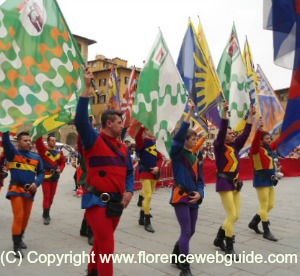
[
  {"xmin": 250, "ymin": 129, "xmax": 263, "ymax": 155},
  {"xmin": 135, "ymin": 126, "xmax": 145, "ymax": 149},
  {"xmin": 35, "ymin": 137, "xmax": 47, "ymax": 156}
]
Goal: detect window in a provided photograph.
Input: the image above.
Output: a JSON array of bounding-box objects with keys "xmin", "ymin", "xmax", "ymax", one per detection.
[
  {"xmin": 90, "ymin": 96, "xmax": 96, "ymax": 104},
  {"xmin": 93, "ymin": 63, "xmax": 97, "ymax": 68},
  {"xmin": 99, "ymin": 78, "xmax": 107, "ymax": 86},
  {"xmin": 98, "ymin": 95, "xmax": 106, "ymax": 104},
  {"xmin": 125, "ymin": 77, "xmax": 129, "ymax": 84},
  {"xmin": 103, "ymin": 63, "xmax": 109, "ymax": 69}
]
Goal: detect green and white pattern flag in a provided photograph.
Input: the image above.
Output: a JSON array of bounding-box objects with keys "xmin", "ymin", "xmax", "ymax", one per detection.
[
  {"xmin": 217, "ymin": 24, "xmax": 250, "ymax": 131},
  {"xmin": 0, "ymin": 0, "xmax": 85, "ymax": 131},
  {"xmin": 133, "ymin": 31, "xmax": 188, "ymax": 158}
]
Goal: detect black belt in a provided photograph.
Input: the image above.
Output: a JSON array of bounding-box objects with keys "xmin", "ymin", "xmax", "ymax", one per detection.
[
  {"xmin": 217, "ymin": 173, "xmax": 239, "ymax": 184},
  {"xmin": 85, "ymin": 184, "xmax": 119, "ymax": 203},
  {"xmin": 255, "ymin": 171, "xmax": 276, "ymax": 180},
  {"xmin": 10, "ymin": 181, "xmax": 31, "ymax": 190},
  {"xmin": 175, "ymin": 183, "xmax": 195, "ymax": 196}
]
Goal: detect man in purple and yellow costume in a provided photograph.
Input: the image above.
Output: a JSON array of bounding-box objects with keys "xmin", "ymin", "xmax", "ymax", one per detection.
[
  {"xmin": 213, "ymin": 102, "xmax": 256, "ymax": 260},
  {"xmin": 2, "ymin": 131, "xmax": 44, "ymax": 258}
]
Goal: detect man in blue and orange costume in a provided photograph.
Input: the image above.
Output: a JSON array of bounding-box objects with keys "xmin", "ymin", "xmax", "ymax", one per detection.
[
  {"xmin": 213, "ymin": 101, "xmax": 256, "ymax": 261},
  {"xmin": 35, "ymin": 133, "xmax": 66, "ymax": 225},
  {"xmin": 169, "ymin": 99, "xmax": 205, "ymax": 276},
  {"xmin": 135, "ymin": 125, "xmax": 163, "ymax": 233},
  {"xmin": 74, "ymin": 68, "xmax": 134, "ymax": 276},
  {"xmin": 248, "ymin": 119, "xmax": 279, "ymax": 242},
  {"xmin": 2, "ymin": 131, "xmax": 45, "ymax": 258}
]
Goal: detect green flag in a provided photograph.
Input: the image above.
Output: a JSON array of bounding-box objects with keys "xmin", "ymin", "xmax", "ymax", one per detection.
[
  {"xmin": 133, "ymin": 31, "xmax": 188, "ymax": 158},
  {"xmin": 0, "ymin": 0, "xmax": 86, "ymax": 131},
  {"xmin": 217, "ymin": 24, "xmax": 250, "ymax": 131}
]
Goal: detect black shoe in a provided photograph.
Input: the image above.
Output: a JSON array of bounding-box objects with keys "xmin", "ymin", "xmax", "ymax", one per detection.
[
  {"xmin": 137, "ymin": 195, "xmax": 144, "ymax": 207},
  {"xmin": 43, "ymin": 208, "xmax": 50, "ymax": 225},
  {"xmin": 80, "ymin": 218, "xmax": 89, "ymax": 237},
  {"xmin": 213, "ymin": 227, "xmax": 226, "ymax": 251},
  {"xmin": 144, "ymin": 214, "xmax": 155, "ymax": 233},
  {"xmin": 225, "ymin": 236, "xmax": 239, "ymax": 261},
  {"xmin": 248, "ymin": 214, "xmax": 263, "ymax": 234},
  {"xmin": 171, "ymin": 241, "xmax": 181, "ymax": 269},
  {"xmin": 179, "ymin": 260, "xmax": 194, "ymax": 276},
  {"xmin": 13, "ymin": 235, "xmax": 24, "ymax": 259},
  {"xmin": 20, "ymin": 231, "xmax": 27, "ymax": 249},
  {"xmin": 138, "ymin": 210, "xmax": 145, "ymax": 226},
  {"xmin": 262, "ymin": 221, "xmax": 278, "ymax": 241},
  {"xmin": 87, "ymin": 225, "xmax": 94, "ymax": 246}
]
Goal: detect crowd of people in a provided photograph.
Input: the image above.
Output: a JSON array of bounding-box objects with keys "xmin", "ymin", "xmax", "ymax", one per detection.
[{"xmin": 0, "ymin": 68, "xmax": 295, "ymax": 276}]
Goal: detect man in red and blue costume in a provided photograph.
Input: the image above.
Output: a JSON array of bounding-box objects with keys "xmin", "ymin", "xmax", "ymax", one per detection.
[
  {"xmin": 136, "ymin": 125, "xmax": 163, "ymax": 233},
  {"xmin": 248, "ymin": 119, "xmax": 279, "ymax": 241},
  {"xmin": 74, "ymin": 68, "xmax": 134, "ymax": 276},
  {"xmin": 35, "ymin": 134, "xmax": 66, "ymax": 225},
  {"xmin": 2, "ymin": 131, "xmax": 44, "ymax": 258}
]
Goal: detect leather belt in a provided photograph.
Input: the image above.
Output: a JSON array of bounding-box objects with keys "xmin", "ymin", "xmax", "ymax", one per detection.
[
  {"xmin": 85, "ymin": 184, "xmax": 116, "ymax": 203},
  {"xmin": 10, "ymin": 181, "xmax": 31, "ymax": 190},
  {"xmin": 217, "ymin": 173, "xmax": 239, "ymax": 184}
]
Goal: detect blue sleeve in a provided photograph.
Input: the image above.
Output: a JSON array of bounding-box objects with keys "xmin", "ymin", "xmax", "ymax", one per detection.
[
  {"xmin": 2, "ymin": 132, "xmax": 16, "ymax": 161},
  {"xmin": 35, "ymin": 156, "xmax": 45, "ymax": 186},
  {"xmin": 170, "ymin": 121, "xmax": 189, "ymax": 159},
  {"xmin": 74, "ymin": 97, "xmax": 98, "ymax": 150},
  {"xmin": 126, "ymin": 148, "xmax": 135, "ymax": 192}
]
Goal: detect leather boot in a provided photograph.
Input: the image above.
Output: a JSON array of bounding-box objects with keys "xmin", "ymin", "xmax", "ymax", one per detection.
[
  {"xmin": 179, "ymin": 260, "xmax": 194, "ymax": 276},
  {"xmin": 137, "ymin": 194, "xmax": 144, "ymax": 207},
  {"xmin": 13, "ymin": 235, "xmax": 24, "ymax": 258},
  {"xmin": 248, "ymin": 214, "xmax": 263, "ymax": 234},
  {"xmin": 20, "ymin": 230, "xmax": 27, "ymax": 249},
  {"xmin": 225, "ymin": 237, "xmax": 239, "ymax": 261},
  {"xmin": 262, "ymin": 221, "xmax": 278, "ymax": 241},
  {"xmin": 87, "ymin": 225, "xmax": 94, "ymax": 246},
  {"xmin": 144, "ymin": 214, "xmax": 155, "ymax": 233},
  {"xmin": 43, "ymin": 208, "xmax": 50, "ymax": 225},
  {"xmin": 138, "ymin": 210, "xmax": 145, "ymax": 226},
  {"xmin": 171, "ymin": 241, "xmax": 180, "ymax": 268},
  {"xmin": 213, "ymin": 226, "xmax": 226, "ymax": 251},
  {"xmin": 80, "ymin": 218, "xmax": 88, "ymax": 237},
  {"xmin": 86, "ymin": 269, "xmax": 98, "ymax": 276}
]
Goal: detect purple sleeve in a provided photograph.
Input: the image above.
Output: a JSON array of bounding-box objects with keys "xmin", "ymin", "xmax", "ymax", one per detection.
[
  {"xmin": 234, "ymin": 123, "xmax": 252, "ymax": 151},
  {"xmin": 214, "ymin": 119, "xmax": 228, "ymax": 149}
]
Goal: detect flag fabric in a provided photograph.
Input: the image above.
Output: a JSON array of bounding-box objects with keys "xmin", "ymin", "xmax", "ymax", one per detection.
[
  {"xmin": 263, "ymin": 0, "xmax": 299, "ymax": 69},
  {"xmin": 197, "ymin": 18, "xmax": 222, "ymax": 128},
  {"xmin": 107, "ymin": 65, "xmax": 121, "ymax": 111},
  {"xmin": 256, "ymin": 64, "xmax": 285, "ymax": 135},
  {"xmin": 177, "ymin": 20, "xmax": 222, "ymax": 131},
  {"xmin": 217, "ymin": 24, "xmax": 250, "ymax": 132},
  {"xmin": 239, "ymin": 38, "xmax": 261, "ymax": 155},
  {"xmin": 264, "ymin": 0, "xmax": 300, "ymax": 156},
  {"xmin": 30, "ymin": 93, "xmax": 93, "ymax": 141},
  {"xmin": 133, "ymin": 30, "xmax": 188, "ymax": 158},
  {"xmin": 121, "ymin": 67, "xmax": 137, "ymax": 129},
  {"xmin": 0, "ymin": 0, "xmax": 86, "ymax": 132}
]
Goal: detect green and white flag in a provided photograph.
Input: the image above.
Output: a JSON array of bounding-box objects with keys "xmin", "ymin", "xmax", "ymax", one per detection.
[
  {"xmin": 217, "ymin": 24, "xmax": 250, "ymax": 131},
  {"xmin": 0, "ymin": 0, "xmax": 86, "ymax": 131},
  {"xmin": 133, "ymin": 31, "xmax": 188, "ymax": 158}
]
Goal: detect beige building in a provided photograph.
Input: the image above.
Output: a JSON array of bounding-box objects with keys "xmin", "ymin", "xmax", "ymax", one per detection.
[{"xmin": 19, "ymin": 35, "xmax": 140, "ymax": 147}]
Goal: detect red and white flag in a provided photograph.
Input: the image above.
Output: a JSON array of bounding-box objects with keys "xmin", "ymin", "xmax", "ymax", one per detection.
[{"xmin": 121, "ymin": 67, "xmax": 137, "ymax": 129}]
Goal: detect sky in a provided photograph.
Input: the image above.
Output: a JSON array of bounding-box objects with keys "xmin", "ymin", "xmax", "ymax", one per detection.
[{"xmin": 0, "ymin": 0, "xmax": 293, "ymax": 90}]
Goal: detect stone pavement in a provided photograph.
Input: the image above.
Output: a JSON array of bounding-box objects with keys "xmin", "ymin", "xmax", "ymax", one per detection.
[{"xmin": 0, "ymin": 165, "xmax": 299, "ymax": 276}]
